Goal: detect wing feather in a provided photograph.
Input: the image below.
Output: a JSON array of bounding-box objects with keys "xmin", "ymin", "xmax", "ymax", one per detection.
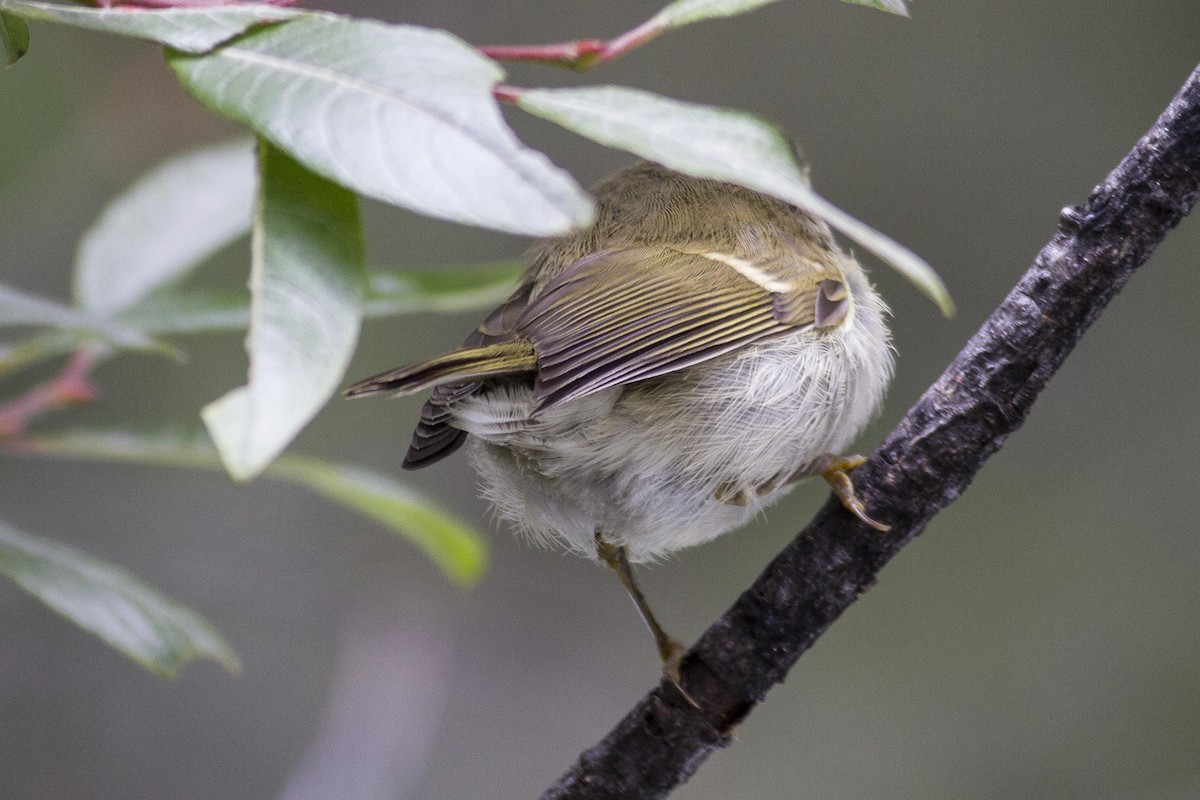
[
  {"xmin": 517, "ymin": 246, "xmax": 821, "ymax": 412},
  {"xmin": 395, "ymin": 243, "xmax": 844, "ymax": 462}
]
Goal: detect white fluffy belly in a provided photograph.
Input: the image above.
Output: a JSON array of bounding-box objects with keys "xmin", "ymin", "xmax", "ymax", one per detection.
[{"xmin": 453, "ymin": 289, "xmax": 893, "ymax": 563}]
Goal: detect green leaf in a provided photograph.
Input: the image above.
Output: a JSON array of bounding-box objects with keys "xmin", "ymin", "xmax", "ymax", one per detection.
[
  {"xmin": 168, "ymin": 15, "xmax": 594, "ymax": 236},
  {"xmin": 650, "ymin": 0, "xmax": 782, "ymax": 29},
  {"xmin": 650, "ymin": 0, "xmax": 906, "ymax": 30},
  {"xmin": 118, "ymin": 289, "xmax": 251, "ymax": 335},
  {"xmin": 20, "ymin": 428, "xmax": 487, "ymax": 585},
  {"xmin": 515, "ymin": 85, "xmax": 953, "ymax": 316},
  {"xmin": 74, "ymin": 139, "xmax": 256, "ymax": 316},
  {"xmin": 269, "ymin": 457, "xmax": 486, "ymax": 586},
  {"xmin": 0, "ymin": 520, "xmax": 240, "ymax": 677},
  {"xmin": 202, "ymin": 141, "xmax": 365, "ymax": 481},
  {"xmin": 117, "ymin": 261, "xmax": 522, "ymax": 336},
  {"xmin": 0, "ymin": 330, "xmax": 81, "ymax": 377},
  {"xmin": 22, "ymin": 426, "xmax": 230, "ymax": 468},
  {"xmin": 840, "ymin": 0, "xmax": 908, "ymax": 15},
  {"xmin": 0, "ymin": 1, "xmax": 302, "ymax": 53},
  {"xmin": 117, "ymin": 264, "xmax": 523, "ymax": 336},
  {"xmin": 1, "ymin": 10, "xmax": 29, "ymax": 65},
  {"xmin": 0, "ymin": 283, "xmax": 160, "ymax": 348},
  {"xmin": 362, "ymin": 262, "xmax": 522, "ymax": 317}
]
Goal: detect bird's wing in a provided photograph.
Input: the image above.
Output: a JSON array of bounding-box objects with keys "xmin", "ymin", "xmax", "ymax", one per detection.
[
  {"xmin": 404, "ymin": 283, "xmax": 536, "ymax": 469},
  {"xmin": 519, "ymin": 245, "xmax": 847, "ymax": 412}
]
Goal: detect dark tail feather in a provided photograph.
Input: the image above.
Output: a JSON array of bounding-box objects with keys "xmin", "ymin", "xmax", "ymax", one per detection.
[
  {"xmin": 344, "ymin": 340, "xmax": 537, "ymax": 398},
  {"xmin": 402, "ymin": 400, "xmax": 469, "ymax": 470}
]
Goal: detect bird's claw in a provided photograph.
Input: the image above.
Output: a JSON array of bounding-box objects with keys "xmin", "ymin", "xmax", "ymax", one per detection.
[{"xmin": 816, "ymin": 454, "xmax": 890, "ymax": 532}]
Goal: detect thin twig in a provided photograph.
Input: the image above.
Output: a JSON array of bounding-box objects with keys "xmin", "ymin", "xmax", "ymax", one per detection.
[
  {"xmin": 0, "ymin": 347, "xmax": 100, "ymax": 438},
  {"xmin": 479, "ymin": 17, "xmax": 662, "ymax": 71},
  {"xmin": 540, "ymin": 62, "xmax": 1200, "ymax": 800}
]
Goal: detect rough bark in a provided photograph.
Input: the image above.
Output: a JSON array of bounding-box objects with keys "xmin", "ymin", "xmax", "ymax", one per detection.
[{"xmin": 540, "ymin": 62, "xmax": 1200, "ymax": 800}]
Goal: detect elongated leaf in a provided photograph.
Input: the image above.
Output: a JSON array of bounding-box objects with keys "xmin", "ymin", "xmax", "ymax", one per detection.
[
  {"xmin": 118, "ymin": 289, "xmax": 251, "ymax": 334},
  {"xmin": 0, "ymin": 330, "xmax": 81, "ymax": 377},
  {"xmin": 203, "ymin": 141, "xmax": 365, "ymax": 481},
  {"xmin": 1, "ymin": 10, "xmax": 29, "ymax": 64},
  {"xmin": 168, "ymin": 15, "xmax": 593, "ymax": 235},
  {"xmin": 118, "ymin": 266, "xmax": 523, "ymax": 334},
  {"xmin": 269, "ymin": 458, "xmax": 485, "ymax": 586},
  {"xmin": 362, "ymin": 262, "xmax": 522, "ymax": 316},
  {"xmin": 74, "ymin": 139, "xmax": 256, "ymax": 315},
  {"xmin": 21, "ymin": 428, "xmax": 487, "ymax": 585},
  {"xmin": 0, "ymin": 283, "xmax": 158, "ymax": 347},
  {"xmin": 0, "ymin": 520, "xmax": 239, "ymax": 677},
  {"xmin": 650, "ymin": 0, "xmax": 906, "ymax": 30},
  {"xmin": 515, "ymin": 85, "xmax": 952, "ymax": 316},
  {"xmin": 650, "ymin": 0, "xmax": 781, "ymax": 28},
  {"xmin": 0, "ymin": 1, "xmax": 302, "ymax": 53},
  {"xmin": 840, "ymin": 0, "xmax": 908, "ymax": 15},
  {"xmin": 119, "ymin": 262, "xmax": 522, "ymax": 335}
]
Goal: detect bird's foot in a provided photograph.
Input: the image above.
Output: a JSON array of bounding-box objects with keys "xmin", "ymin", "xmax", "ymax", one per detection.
[
  {"xmin": 659, "ymin": 636, "xmax": 699, "ymax": 709},
  {"xmin": 813, "ymin": 454, "xmax": 890, "ymax": 532}
]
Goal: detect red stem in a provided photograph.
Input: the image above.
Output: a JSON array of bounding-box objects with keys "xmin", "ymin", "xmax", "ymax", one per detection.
[
  {"xmin": 493, "ymin": 84, "xmax": 520, "ymax": 104},
  {"xmin": 479, "ymin": 17, "xmax": 665, "ymax": 71},
  {"xmin": 0, "ymin": 348, "xmax": 100, "ymax": 439},
  {"xmin": 479, "ymin": 39, "xmax": 608, "ymax": 70}
]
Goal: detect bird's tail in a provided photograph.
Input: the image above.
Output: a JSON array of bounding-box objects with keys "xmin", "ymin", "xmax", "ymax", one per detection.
[{"xmin": 344, "ymin": 340, "xmax": 537, "ymax": 398}]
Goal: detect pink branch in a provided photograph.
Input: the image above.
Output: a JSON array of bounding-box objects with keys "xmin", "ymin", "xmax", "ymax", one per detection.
[
  {"xmin": 493, "ymin": 84, "xmax": 520, "ymax": 104},
  {"xmin": 480, "ymin": 39, "xmax": 608, "ymax": 71},
  {"xmin": 0, "ymin": 349, "xmax": 100, "ymax": 438},
  {"xmin": 479, "ymin": 18, "xmax": 664, "ymax": 71}
]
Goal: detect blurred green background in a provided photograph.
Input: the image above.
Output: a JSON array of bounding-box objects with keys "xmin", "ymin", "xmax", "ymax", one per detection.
[{"xmin": 3, "ymin": 2, "xmax": 1199, "ymax": 798}]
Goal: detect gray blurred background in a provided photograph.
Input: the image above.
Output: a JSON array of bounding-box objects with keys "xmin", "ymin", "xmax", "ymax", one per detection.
[{"xmin": 3, "ymin": 2, "xmax": 1199, "ymax": 798}]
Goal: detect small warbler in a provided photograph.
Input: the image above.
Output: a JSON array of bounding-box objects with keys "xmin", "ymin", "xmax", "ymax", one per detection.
[{"xmin": 349, "ymin": 161, "xmax": 915, "ymax": 691}]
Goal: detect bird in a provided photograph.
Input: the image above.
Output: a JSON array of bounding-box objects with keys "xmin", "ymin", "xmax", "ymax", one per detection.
[{"xmin": 346, "ymin": 160, "xmax": 897, "ymax": 693}]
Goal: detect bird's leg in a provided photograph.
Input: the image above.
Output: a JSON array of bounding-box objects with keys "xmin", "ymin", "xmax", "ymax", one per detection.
[
  {"xmin": 791, "ymin": 453, "xmax": 890, "ymax": 532},
  {"xmin": 595, "ymin": 531, "xmax": 696, "ymax": 706}
]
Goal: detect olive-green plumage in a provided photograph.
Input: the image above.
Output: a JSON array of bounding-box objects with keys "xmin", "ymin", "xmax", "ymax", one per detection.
[
  {"xmin": 347, "ymin": 161, "xmax": 897, "ymax": 686},
  {"xmin": 347, "ymin": 162, "xmax": 871, "ymax": 476}
]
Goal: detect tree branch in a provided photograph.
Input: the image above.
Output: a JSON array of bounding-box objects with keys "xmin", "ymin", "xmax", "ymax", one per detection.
[
  {"xmin": 0, "ymin": 347, "xmax": 100, "ymax": 438},
  {"xmin": 479, "ymin": 17, "xmax": 661, "ymax": 71},
  {"xmin": 540, "ymin": 62, "xmax": 1200, "ymax": 800}
]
